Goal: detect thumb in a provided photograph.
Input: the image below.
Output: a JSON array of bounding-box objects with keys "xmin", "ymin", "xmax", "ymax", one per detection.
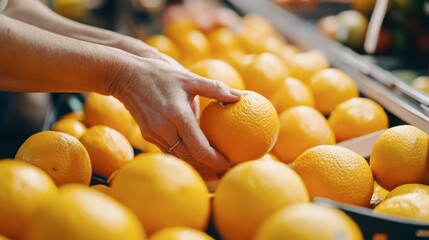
[{"xmin": 190, "ymin": 75, "xmax": 243, "ymax": 103}]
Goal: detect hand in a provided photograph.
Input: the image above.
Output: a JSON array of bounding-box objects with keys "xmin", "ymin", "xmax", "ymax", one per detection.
[{"xmin": 109, "ymin": 56, "xmax": 242, "ymax": 173}]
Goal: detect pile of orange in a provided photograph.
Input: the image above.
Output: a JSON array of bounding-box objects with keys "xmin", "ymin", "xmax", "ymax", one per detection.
[{"xmin": 2, "ymin": 7, "xmax": 429, "ymax": 240}]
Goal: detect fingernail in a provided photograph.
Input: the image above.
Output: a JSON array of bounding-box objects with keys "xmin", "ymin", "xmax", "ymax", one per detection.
[{"xmin": 229, "ymin": 88, "xmax": 243, "ymax": 97}]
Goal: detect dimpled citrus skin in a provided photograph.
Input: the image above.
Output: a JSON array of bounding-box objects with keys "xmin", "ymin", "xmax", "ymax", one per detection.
[
  {"xmin": 0, "ymin": 160, "xmax": 57, "ymax": 240},
  {"xmin": 291, "ymin": 145, "xmax": 374, "ymax": 207},
  {"xmin": 213, "ymin": 159, "xmax": 309, "ymax": 240},
  {"xmin": 370, "ymin": 125, "xmax": 429, "ymax": 191},
  {"xmin": 15, "ymin": 131, "xmax": 92, "ymax": 186},
  {"xmin": 385, "ymin": 184, "xmax": 429, "ymax": 200},
  {"xmin": 149, "ymin": 227, "xmax": 214, "ymax": 240},
  {"xmin": 110, "ymin": 153, "xmax": 210, "ymax": 235},
  {"xmin": 24, "ymin": 184, "xmax": 146, "ymax": 240},
  {"xmin": 254, "ymin": 203, "xmax": 363, "ymax": 240},
  {"xmin": 200, "ymin": 90, "xmax": 279, "ymax": 163},
  {"xmin": 373, "ymin": 192, "xmax": 429, "ymax": 222}
]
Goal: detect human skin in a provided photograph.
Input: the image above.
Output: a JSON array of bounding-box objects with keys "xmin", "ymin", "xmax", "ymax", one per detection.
[{"xmin": 0, "ymin": 1, "xmax": 241, "ymax": 175}]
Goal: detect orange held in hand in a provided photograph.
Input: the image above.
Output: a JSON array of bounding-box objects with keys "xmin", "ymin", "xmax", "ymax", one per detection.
[{"xmin": 200, "ymin": 90, "xmax": 279, "ymax": 164}]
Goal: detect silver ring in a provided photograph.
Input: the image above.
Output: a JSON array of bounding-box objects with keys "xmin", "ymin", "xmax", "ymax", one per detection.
[{"xmin": 164, "ymin": 139, "xmax": 182, "ymax": 154}]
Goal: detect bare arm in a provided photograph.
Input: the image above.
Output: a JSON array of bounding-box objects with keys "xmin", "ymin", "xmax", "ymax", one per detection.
[
  {"xmin": 3, "ymin": 0, "xmax": 180, "ymax": 65},
  {"xmin": 0, "ymin": 14, "xmax": 122, "ymax": 94},
  {"xmin": 0, "ymin": 14, "xmax": 240, "ymax": 172}
]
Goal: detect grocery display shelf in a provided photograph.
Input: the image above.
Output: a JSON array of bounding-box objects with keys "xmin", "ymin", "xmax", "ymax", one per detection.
[{"xmin": 226, "ymin": 0, "xmax": 429, "ymax": 134}]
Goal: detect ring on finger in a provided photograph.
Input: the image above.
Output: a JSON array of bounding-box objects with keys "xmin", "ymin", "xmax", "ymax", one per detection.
[{"xmin": 164, "ymin": 138, "xmax": 182, "ymax": 154}]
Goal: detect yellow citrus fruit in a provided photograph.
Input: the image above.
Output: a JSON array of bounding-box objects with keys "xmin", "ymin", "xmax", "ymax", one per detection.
[
  {"xmin": 200, "ymin": 90, "xmax": 279, "ymax": 163},
  {"xmin": 80, "ymin": 125, "xmax": 134, "ymax": 179},
  {"xmin": 24, "ymin": 184, "xmax": 146, "ymax": 240},
  {"xmin": 254, "ymin": 203, "xmax": 363, "ymax": 240},
  {"xmin": 15, "ymin": 131, "xmax": 92, "ymax": 186},
  {"xmin": 188, "ymin": 59, "xmax": 246, "ymax": 113},
  {"xmin": 370, "ymin": 181, "xmax": 390, "ymax": 209},
  {"xmin": 287, "ymin": 50, "xmax": 330, "ymax": 84},
  {"xmin": 84, "ymin": 93, "xmax": 135, "ymax": 137},
  {"xmin": 163, "ymin": 19, "xmax": 198, "ymax": 43},
  {"xmin": 126, "ymin": 123, "xmax": 147, "ymax": 151},
  {"xmin": 59, "ymin": 111, "xmax": 84, "ymax": 122},
  {"xmin": 411, "ymin": 76, "xmax": 429, "ymax": 94},
  {"xmin": 241, "ymin": 14, "xmax": 278, "ymax": 37},
  {"xmin": 145, "ymin": 35, "xmax": 182, "ymax": 61},
  {"xmin": 142, "ymin": 142, "xmax": 163, "ymax": 154},
  {"xmin": 207, "ymin": 27, "xmax": 242, "ymax": 55},
  {"xmin": 291, "ymin": 145, "xmax": 374, "ymax": 207},
  {"xmin": 110, "ymin": 153, "xmax": 210, "ymax": 235},
  {"xmin": 369, "ymin": 125, "xmax": 429, "ymax": 191},
  {"xmin": 89, "ymin": 184, "xmax": 112, "ymax": 196},
  {"xmin": 240, "ymin": 52, "xmax": 290, "ymax": 99},
  {"xmin": 0, "ymin": 160, "xmax": 57, "ymax": 240},
  {"xmin": 51, "ymin": 118, "xmax": 87, "ymax": 139},
  {"xmin": 172, "ymin": 30, "xmax": 211, "ymax": 67},
  {"xmin": 213, "ymin": 159, "xmax": 309, "ymax": 240},
  {"xmin": 373, "ymin": 192, "xmax": 429, "ymax": 223},
  {"xmin": 308, "ymin": 68, "xmax": 359, "ymax": 115},
  {"xmin": 149, "ymin": 227, "xmax": 213, "ymax": 240},
  {"xmin": 384, "ymin": 183, "xmax": 429, "ymax": 200},
  {"xmin": 274, "ymin": 44, "xmax": 299, "ymax": 63},
  {"xmin": 328, "ymin": 97, "xmax": 389, "ymax": 142},
  {"xmin": 269, "ymin": 77, "xmax": 315, "ymax": 114},
  {"xmin": 273, "ymin": 106, "xmax": 336, "ymax": 164}
]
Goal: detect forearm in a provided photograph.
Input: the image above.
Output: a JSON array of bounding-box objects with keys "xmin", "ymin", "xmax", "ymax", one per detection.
[
  {"xmin": 4, "ymin": 0, "xmax": 148, "ymax": 54},
  {"xmin": 0, "ymin": 14, "xmax": 130, "ymax": 95}
]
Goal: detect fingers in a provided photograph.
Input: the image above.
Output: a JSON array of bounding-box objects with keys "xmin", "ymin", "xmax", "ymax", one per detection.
[
  {"xmin": 162, "ymin": 105, "xmax": 231, "ymax": 172},
  {"xmin": 188, "ymin": 74, "xmax": 243, "ymax": 103}
]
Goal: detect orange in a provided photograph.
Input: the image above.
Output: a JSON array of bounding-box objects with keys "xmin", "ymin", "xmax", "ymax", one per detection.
[
  {"xmin": 149, "ymin": 227, "xmax": 213, "ymax": 240},
  {"xmin": 80, "ymin": 125, "xmax": 134, "ymax": 179},
  {"xmin": 240, "ymin": 52, "xmax": 290, "ymax": 99},
  {"xmin": 126, "ymin": 123, "xmax": 147, "ymax": 151},
  {"xmin": 308, "ymin": 68, "xmax": 359, "ymax": 115},
  {"xmin": 213, "ymin": 159, "xmax": 309, "ymax": 240},
  {"xmin": 89, "ymin": 184, "xmax": 111, "ymax": 196},
  {"xmin": 385, "ymin": 183, "xmax": 429, "ymax": 200},
  {"xmin": 200, "ymin": 90, "xmax": 279, "ymax": 164},
  {"xmin": 287, "ymin": 50, "xmax": 330, "ymax": 84},
  {"xmin": 411, "ymin": 76, "xmax": 429, "ymax": 94},
  {"xmin": 188, "ymin": 59, "xmax": 246, "ymax": 114},
  {"xmin": 172, "ymin": 30, "xmax": 211, "ymax": 67},
  {"xmin": 241, "ymin": 14, "xmax": 278, "ymax": 37},
  {"xmin": 15, "ymin": 131, "xmax": 92, "ymax": 186},
  {"xmin": 24, "ymin": 184, "xmax": 146, "ymax": 240},
  {"xmin": 83, "ymin": 93, "xmax": 135, "ymax": 137},
  {"xmin": 144, "ymin": 35, "xmax": 182, "ymax": 61},
  {"xmin": 254, "ymin": 203, "xmax": 363, "ymax": 240},
  {"xmin": 373, "ymin": 192, "xmax": 429, "ymax": 223},
  {"xmin": 370, "ymin": 181, "xmax": 390, "ymax": 209},
  {"xmin": 269, "ymin": 77, "xmax": 315, "ymax": 114},
  {"xmin": 369, "ymin": 125, "xmax": 429, "ymax": 191},
  {"xmin": 273, "ymin": 44, "xmax": 299, "ymax": 63},
  {"xmin": 110, "ymin": 153, "xmax": 210, "ymax": 235},
  {"xmin": 0, "ymin": 160, "xmax": 57, "ymax": 240},
  {"xmin": 163, "ymin": 19, "xmax": 198, "ymax": 43},
  {"xmin": 273, "ymin": 106, "xmax": 336, "ymax": 164},
  {"xmin": 0, "ymin": 234, "xmax": 9, "ymax": 240},
  {"xmin": 59, "ymin": 111, "xmax": 84, "ymax": 122},
  {"xmin": 141, "ymin": 142, "xmax": 163, "ymax": 154},
  {"xmin": 51, "ymin": 118, "xmax": 87, "ymax": 139},
  {"xmin": 328, "ymin": 97, "xmax": 389, "ymax": 142},
  {"xmin": 291, "ymin": 145, "xmax": 374, "ymax": 207},
  {"xmin": 207, "ymin": 27, "xmax": 242, "ymax": 55}
]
